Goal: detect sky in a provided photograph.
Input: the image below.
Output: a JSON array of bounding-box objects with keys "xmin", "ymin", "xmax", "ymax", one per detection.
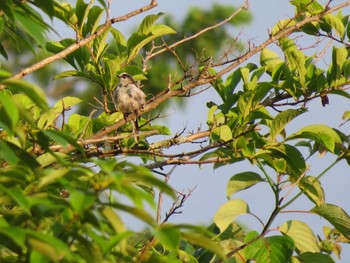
[{"xmin": 58, "ymin": 0, "xmax": 350, "ymax": 261}]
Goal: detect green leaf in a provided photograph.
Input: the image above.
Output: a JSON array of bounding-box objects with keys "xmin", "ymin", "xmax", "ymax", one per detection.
[
  {"xmin": 54, "ymin": 70, "xmax": 89, "ymax": 80},
  {"xmin": 4, "ymin": 79, "xmax": 48, "ymax": 110},
  {"xmin": 297, "ymin": 252, "xmax": 335, "ymax": 263},
  {"xmin": 76, "ymin": 0, "xmax": 90, "ymax": 33},
  {"xmin": 112, "ymin": 203, "xmax": 155, "ymax": 226},
  {"xmin": 279, "ymin": 220, "xmax": 320, "ymax": 253},
  {"xmin": 13, "ymin": 9, "xmax": 47, "ymax": 49},
  {"xmin": 290, "ymin": 0, "xmax": 324, "ymax": 15},
  {"xmin": 262, "ymin": 144, "xmax": 306, "ymax": 179},
  {"xmin": 101, "ymin": 206, "xmax": 126, "ymax": 233},
  {"xmin": 342, "ymin": 110, "xmax": 350, "ymax": 122},
  {"xmin": 244, "ymin": 231, "xmax": 295, "ymax": 263},
  {"xmin": 154, "ymin": 224, "xmax": 181, "ymax": 251},
  {"xmin": 298, "ymin": 176, "xmax": 325, "ymax": 206},
  {"xmin": 0, "ymin": 185, "xmax": 31, "ymax": 214},
  {"xmin": 67, "ymin": 113, "xmax": 92, "ymax": 138},
  {"xmin": 138, "ymin": 13, "xmax": 164, "ymax": 34},
  {"xmin": 226, "ymin": 172, "xmax": 264, "ymax": 198},
  {"xmin": 0, "ymin": 140, "xmax": 40, "ymax": 168},
  {"xmin": 288, "ymin": 124, "xmax": 342, "ymax": 153},
  {"xmin": 260, "ymin": 48, "xmax": 284, "ymax": 72},
  {"xmin": 237, "ymin": 90, "xmax": 256, "ymax": 121},
  {"xmin": 214, "ymin": 199, "xmax": 249, "ymax": 232},
  {"xmin": 211, "ymin": 125, "xmax": 232, "ymax": 142},
  {"xmin": 181, "ymin": 231, "xmax": 226, "ymax": 260},
  {"xmin": 26, "ymin": 230, "xmax": 72, "ymax": 262},
  {"xmin": 70, "ymin": 190, "xmax": 96, "ymax": 216},
  {"xmin": 321, "ymin": 14, "xmax": 345, "ymax": 38},
  {"xmin": 42, "ymin": 129, "xmax": 84, "ymax": 152},
  {"xmin": 0, "ymin": 227, "xmax": 26, "ymax": 250},
  {"xmin": 33, "ymin": 0, "xmax": 55, "ymax": 18},
  {"xmin": 127, "ymin": 24, "xmax": 176, "ymax": 63},
  {"xmin": 37, "ymin": 168, "xmax": 69, "ymax": 190},
  {"xmin": 0, "ymin": 91, "xmax": 19, "ymax": 129},
  {"xmin": 311, "ymin": 203, "xmax": 350, "ymax": 239},
  {"xmin": 270, "ymin": 109, "xmax": 305, "ymax": 140}
]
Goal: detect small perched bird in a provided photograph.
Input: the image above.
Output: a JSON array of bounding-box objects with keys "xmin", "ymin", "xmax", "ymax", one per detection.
[{"xmin": 113, "ymin": 72, "xmax": 146, "ymax": 132}]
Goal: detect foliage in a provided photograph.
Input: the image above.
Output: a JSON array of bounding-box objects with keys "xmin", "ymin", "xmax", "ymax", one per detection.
[{"xmin": 1, "ymin": 0, "xmax": 350, "ymax": 262}]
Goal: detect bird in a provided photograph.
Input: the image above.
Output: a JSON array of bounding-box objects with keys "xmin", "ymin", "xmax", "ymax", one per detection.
[{"xmin": 113, "ymin": 72, "xmax": 146, "ymax": 133}]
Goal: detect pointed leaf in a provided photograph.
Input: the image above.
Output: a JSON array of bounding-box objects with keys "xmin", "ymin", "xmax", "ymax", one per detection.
[
  {"xmin": 0, "ymin": 92, "xmax": 19, "ymax": 134},
  {"xmin": 226, "ymin": 172, "xmax": 264, "ymax": 198},
  {"xmin": 279, "ymin": 220, "xmax": 320, "ymax": 253},
  {"xmin": 181, "ymin": 231, "xmax": 226, "ymax": 260},
  {"xmin": 4, "ymin": 79, "xmax": 48, "ymax": 110},
  {"xmin": 214, "ymin": 199, "xmax": 249, "ymax": 232},
  {"xmin": 288, "ymin": 124, "xmax": 341, "ymax": 153},
  {"xmin": 322, "ymin": 14, "xmax": 345, "ymax": 38},
  {"xmin": 270, "ymin": 109, "xmax": 305, "ymax": 140},
  {"xmin": 299, "ymin": 176, "xmax": 325, "ymax": 206},
  {"xmin": 154, "ymin": 224, "xmax": 181, "ymax": 251},
  {"xmin": 13, "ymin": 9, "xmax": 47, "ymax": 48},
  {"xmin": 264, "ymin": 144, "xmax": 306, "ymax": 179},
  {"xmin": 260, "ymin": 48, "xmax": 284, "ymax": 72},
  {"xmin": 70, "ymin": 190, "xmax": 96, "ymax": 216},
  {"xmin": 311, "ymin": 203, "xmax": 350, "ymax": 239},
  {"xmin": 138, "ymin": 13, "xmax": 164, "ymax": 34},
  {"xmin": 244, "ymin": 231, "xmax": 294, "ymax": 263},
  {"xmin": 127, "ymin": 24, "xmax": 176, "ymax": 63},
  {"xmin": 297, "ymin": 252, "xmax": 335, "ymax": 263}
]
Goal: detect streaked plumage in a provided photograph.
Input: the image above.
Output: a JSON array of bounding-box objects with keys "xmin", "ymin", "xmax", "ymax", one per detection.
[
  {"xmin": 113, "ymin": 73, "xmax": 146, "ymax": 114},
  {"xmin": 113, "ymin": 72, "xmax": 146, "ymax": 132}
]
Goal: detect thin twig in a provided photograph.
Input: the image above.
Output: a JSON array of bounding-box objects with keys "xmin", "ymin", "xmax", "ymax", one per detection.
[
  {"xmin": 146, "ymin": 0, "xmax": 250, "ymax": 60},
  {"xmin": 10, "ymin": 0, "xmax": 158, "ymax": 80}
]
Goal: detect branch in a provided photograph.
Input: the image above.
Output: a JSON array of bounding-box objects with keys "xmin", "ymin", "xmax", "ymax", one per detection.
[
  {"xmin": 89, "ymin": 1, "xmax": 350, "ymax": 140},
  {"xmin": 146, "ymin": 0, "xmax": 249, "ymax": 60},
  {"xmin": 10, "ymin": 0, "xmax": 158, "ymax": 79}
]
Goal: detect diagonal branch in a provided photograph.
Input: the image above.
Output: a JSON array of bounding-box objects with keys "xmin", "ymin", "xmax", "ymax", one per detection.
[
  {"xmin": 88, "ymin": 1, "xmax": 350, "ymax": 140},
  {"xmin": 10, "ymin": 0, "xmax": 158, "ymax": 80},
  {"xmin": 146, "ymin": 0, "xmax": 250, "ymax": 60}
]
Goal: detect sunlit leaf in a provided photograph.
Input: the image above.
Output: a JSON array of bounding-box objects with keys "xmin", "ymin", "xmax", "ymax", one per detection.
[
  {"xmin": 26, "ymin": 230, "xmax": 72, "ymax": 262},
  {"xmin": 279, "ymin": 220, "xmax": 320, "ymax": 253},
  {"xmin": 226, "ymin": 172, "xmax": 264, "ymax": 198},
  {"xmin": 181, "ymin": 231, "xmax": 226, "ymax": 260},
  {"xmin": 127, "ymin": 24, "xmax": 176, "ymax": 63},
  {"xmin": 322, "ymin": 14, "xmax": 345, "ymax": 38},
  {"xmin": 263, "ymin": 144, "xmax": 306, "ymax": 179},
  {"xmin": 270, "ymin": 109, "xmax": 305, "ymax": 140},
  {"xmin": 288, "ymin": 124, "xmax": 342, "ymax": 153},
  {"xmin": 299, "ymin": 176, "xmax": 325, "ymax": 206},
  {"xmin": 211, "ymin": 125, "xmax": 232, "ymax": 142},
  {"xmin": 138, "ymin": 13, "xmax": 164, "ymax": 34},
  {"xmin": 260, "ymin": 48, "xmax": 284, "ymax": 72},
  {"xmin": 214, "ymin": 199, "xmax": 249, "ymax": 232}
]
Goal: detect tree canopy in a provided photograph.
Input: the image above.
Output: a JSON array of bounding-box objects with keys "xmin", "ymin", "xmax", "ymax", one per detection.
[{"xmin": 1, "ymin": 0, "xmax": 350, "ymax": 262}]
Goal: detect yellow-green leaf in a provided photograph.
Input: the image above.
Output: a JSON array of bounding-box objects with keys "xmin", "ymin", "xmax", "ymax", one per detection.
[
  {"xmin": 214, "ymin": 199, "xmax": 249, "ymax": 232},
  {"xmin": 279, "ymin": 220, "xmax": 320, "ymax": 253}
]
